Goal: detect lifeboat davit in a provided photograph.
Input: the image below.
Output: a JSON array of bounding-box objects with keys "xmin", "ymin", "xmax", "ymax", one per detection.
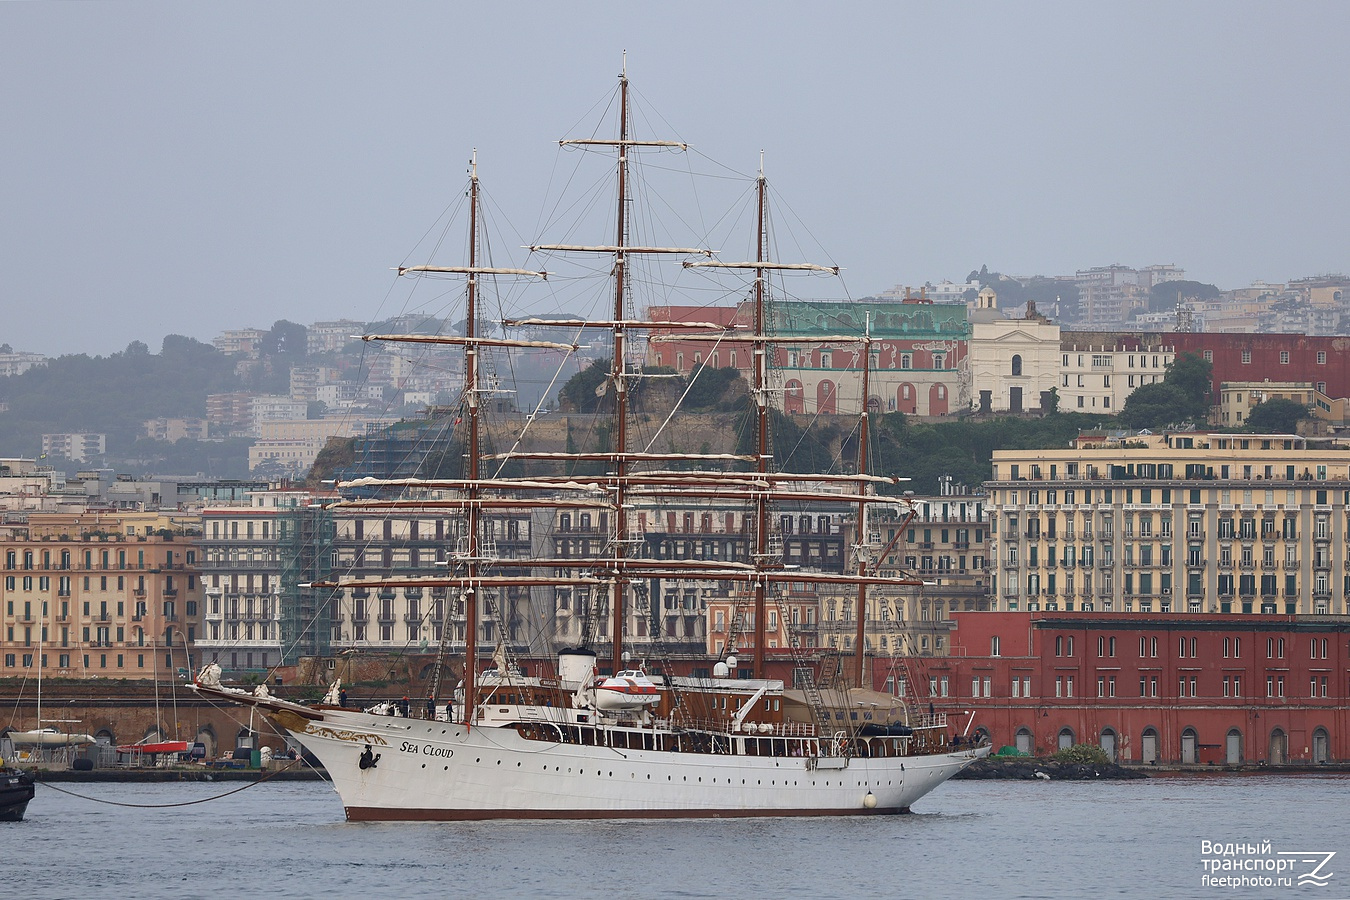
[{"xmin": 593, "ymin": 670, "xmax": 661, "ymax": 711}]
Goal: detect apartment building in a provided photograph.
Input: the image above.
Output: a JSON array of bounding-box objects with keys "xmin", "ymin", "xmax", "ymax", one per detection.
[
  {"xmin": 329, "ymin": 505, "xmax": 543, "ymax": 657},
  {"xmin": 41, "ymin": 433, "xmax": 106, "ymax": 464},
  {"xmin": 1058, "ymin": 333, "xmax": 1175, "ymax": 412},
  {"xmin": 0, "ymin": 513, "xmax": 200, "ymax": 680},
  {"xmin": 988, "ymin": 432, "xmax": 1350, "ymax": 617},
  {"xmin": 197, "ymin": 488, "xmax": 335, "ymax": 672}
]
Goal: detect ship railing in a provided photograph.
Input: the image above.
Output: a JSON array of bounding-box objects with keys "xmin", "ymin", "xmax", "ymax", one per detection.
[
  {"xmin": 910, "ymin": 713, "xmax": 948, "ymax": 730},
  {"xmin": 675, "ymin": 717, "xmax": 817, "ymax": 738}
]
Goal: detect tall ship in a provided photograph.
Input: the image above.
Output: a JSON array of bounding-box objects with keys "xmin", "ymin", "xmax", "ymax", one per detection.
[{"xmin": 195, "ymin": 62, "xmax": 988, "ymax": 820}]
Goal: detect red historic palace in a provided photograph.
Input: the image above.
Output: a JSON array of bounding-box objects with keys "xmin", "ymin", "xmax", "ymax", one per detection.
[{"xmin": 906, "ymin": 612, "xmax": 1345, "ymax": 766}]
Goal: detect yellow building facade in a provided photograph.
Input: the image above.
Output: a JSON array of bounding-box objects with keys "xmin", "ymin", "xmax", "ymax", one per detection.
[
  {"xmin": 0, "ymin": 513, "xmax": 201, "ymax": 679},
  {"xmin": 989, "ymin": 433, "xmax": 1350, "ymax": 616}
]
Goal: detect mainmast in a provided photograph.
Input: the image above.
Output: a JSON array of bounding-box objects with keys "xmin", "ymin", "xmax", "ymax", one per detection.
[
  {"xmin": 536, "ymin": 58, "xmax": 705, "ymax": 674},
  {"xmin": 609, "ymin": 67, "xmax": 632, "ymax": 675},
  {"xmin": 463, "ymin": 153, "xmax": 483, "ymax": 726}
]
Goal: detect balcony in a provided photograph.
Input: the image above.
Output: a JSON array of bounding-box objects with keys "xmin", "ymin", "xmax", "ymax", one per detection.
[{"xmin": 1282, "ymin": 560, "xmax": 1300, "ymax": 570}]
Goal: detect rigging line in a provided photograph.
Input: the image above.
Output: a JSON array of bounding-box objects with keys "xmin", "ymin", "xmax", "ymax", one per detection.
[
  {"xmin": 489, "ymin": 326, "xmax": 587, "ymax": 479},
  {"xmin": 35, "ymin": 760, "xmax": 309, "ymax": 808},
  {"xmin": 640, "ymin": 333, "xmax": 729, "ymax": 454}
]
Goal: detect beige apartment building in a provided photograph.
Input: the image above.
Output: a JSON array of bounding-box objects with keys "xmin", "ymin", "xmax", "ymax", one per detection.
[
  {"xmin": 0, "ymin": 513, "xmax": 201, "ymax": 680},
  {"xmin": 1214, "ymin": 381, "xmax": 1345, "ymax": 427},
  {"xmin": 987, "ymin": 432, "xmax": 1350, "ymax": 617},
  {"xmin": 1059, "ymin": 333, "xmax": 1175, "ymax": 413}
]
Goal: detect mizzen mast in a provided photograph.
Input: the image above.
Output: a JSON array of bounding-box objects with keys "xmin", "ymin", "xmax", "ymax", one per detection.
[{"xmin": 683, "ymin": 157, "xmax": 838, "ymax": 679}]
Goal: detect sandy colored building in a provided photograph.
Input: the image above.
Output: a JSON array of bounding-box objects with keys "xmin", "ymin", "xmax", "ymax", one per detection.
[
  {"xmin": 0, "ymin": 513, "xmax": 201, "ymax": 680},
  {"xmin": 988, "ymin": 432, "xmax": 1350, "ymax": 617}
]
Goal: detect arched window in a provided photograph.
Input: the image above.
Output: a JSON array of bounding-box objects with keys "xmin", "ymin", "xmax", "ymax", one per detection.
[
  {"xmin": 1057, "ymin": 727, "xmax": 1075, "ymax": 750},
  {"xmin": 1011, "ymin": 354, "xmax": 1023, "ymax": 377},
  {"xmin": 1015, "ymin": 727, "xmax": 1033, "ymax": 755}
]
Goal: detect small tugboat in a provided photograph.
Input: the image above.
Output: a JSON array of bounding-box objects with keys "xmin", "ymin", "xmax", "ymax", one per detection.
[{"xmin": 0, "ymin": 766, "xmax": 36, "ymax": 822}]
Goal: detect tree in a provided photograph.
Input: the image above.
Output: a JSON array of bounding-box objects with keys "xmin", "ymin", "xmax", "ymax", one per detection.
[
  {"xmin": 1147, "ymin": 279, "xmax": 1220, "ymax": 313},
  {"xmin": 1118, "ymin": 383, "xmax": 1187, "ymax": 430},
  {"xmin": 1119, "ymin": 352, "xmax": 1212, "ymax": 429},
  {"xmin": 558, "ymin": 358, "xmax": 611, "ymax": 413},
  {"xmin": 1164, "ymin": 352, "xmax": 1213, "ymax": 418},
  {"xmin": 261, "ymin": 320, "xmax": 308, "ymax": 357},
  {"xmin": 1244, "ymin": 398, "xmax": 1311, "ymax": 434}
]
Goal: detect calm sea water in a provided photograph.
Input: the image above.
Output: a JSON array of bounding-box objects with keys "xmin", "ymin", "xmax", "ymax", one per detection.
[{"xmin": 6, "ymin": 773, "xmax": 1348, "ymax": 899}]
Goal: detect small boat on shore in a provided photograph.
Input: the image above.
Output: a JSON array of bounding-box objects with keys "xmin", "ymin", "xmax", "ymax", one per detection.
[
  {"xmin": 116, "ymin": 741, "xmax": 190, "ymax": 755},
  {"xmin": 7, "ymin": 728, "xmax": 96, "ymax": 747}
]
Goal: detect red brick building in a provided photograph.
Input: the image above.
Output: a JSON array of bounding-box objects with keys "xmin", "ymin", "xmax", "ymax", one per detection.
[
  {"xmin": 1171, "ymin": 333, "xmax": 1350, "ymax": 400},
  {"xmin": 897, "ymin": 611, "xmax": 1345, "ymax": 766}
]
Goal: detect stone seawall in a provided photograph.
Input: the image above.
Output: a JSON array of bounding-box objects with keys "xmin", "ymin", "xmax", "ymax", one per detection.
[{"xmin": 954, "ymin": 756, "xmax": 1148, "ymax": 780}]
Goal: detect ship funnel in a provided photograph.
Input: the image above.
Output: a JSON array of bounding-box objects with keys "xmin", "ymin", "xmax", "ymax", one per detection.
[{"xmin": 557, "ymin": 647, "xmax": 598, "ymax": 689}]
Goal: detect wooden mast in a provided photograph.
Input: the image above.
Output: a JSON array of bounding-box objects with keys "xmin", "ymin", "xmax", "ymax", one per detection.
[
  {"xmin": 851, "ymin": 315, "xmax": 872, "ymax": 687},
  {"xmin": 610, "ymin": 62, "xmax": 631, "ymax": 675},
  {"xmin": 463, "ymin": 151, "xmax": 482, "ymax": 727},
  {"xmin": 751, "ymin": 160, "xmax": 770, "ymax": 680}
]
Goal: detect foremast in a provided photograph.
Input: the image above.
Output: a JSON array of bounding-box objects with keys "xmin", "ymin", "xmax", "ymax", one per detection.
[{"xmin": 364, "ymin": 152, "xmax": 547, "ymax": 728}]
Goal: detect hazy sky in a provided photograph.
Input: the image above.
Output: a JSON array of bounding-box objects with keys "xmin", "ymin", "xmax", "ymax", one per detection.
[{"xmin": 3, "ymin": 1, "xmax": 1347, "ymax": 357}]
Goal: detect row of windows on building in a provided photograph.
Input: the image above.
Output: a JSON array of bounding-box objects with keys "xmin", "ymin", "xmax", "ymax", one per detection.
[
  {"xmin": 4, "ymin": 596, "xmax": 189, "ymax": 620},
  {"xmin": 3, "ymin": 651, "xmax": 176, "ymax": 669},
  {"xmin": 1038, "ymin": 633, "xmax": 1331, "ymax": 660},
  {"xmin": 4, "ymin": 574, "xmax": 186, "ymax": 596},
  {"xmin": 918, "ymin": 671, "xmax": 1338, "ymax": 701},
  {"xmin": 3, "ymin": 548, "xmax": 185, "ymax": 570}
]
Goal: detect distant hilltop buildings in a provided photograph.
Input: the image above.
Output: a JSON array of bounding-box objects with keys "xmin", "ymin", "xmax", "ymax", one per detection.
[{"xmin": 2, "ymin": 267, "xmax": 1348, "ymax": 475}]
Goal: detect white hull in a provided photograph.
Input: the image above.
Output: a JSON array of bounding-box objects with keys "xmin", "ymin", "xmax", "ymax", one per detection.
[
  {"xmin": 277, "ymin": 707, "xmax": 985, "ymax": 821},
  {"xmin": 8, "ymin": 729, "xmax": 96, "ymax": 747}
]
